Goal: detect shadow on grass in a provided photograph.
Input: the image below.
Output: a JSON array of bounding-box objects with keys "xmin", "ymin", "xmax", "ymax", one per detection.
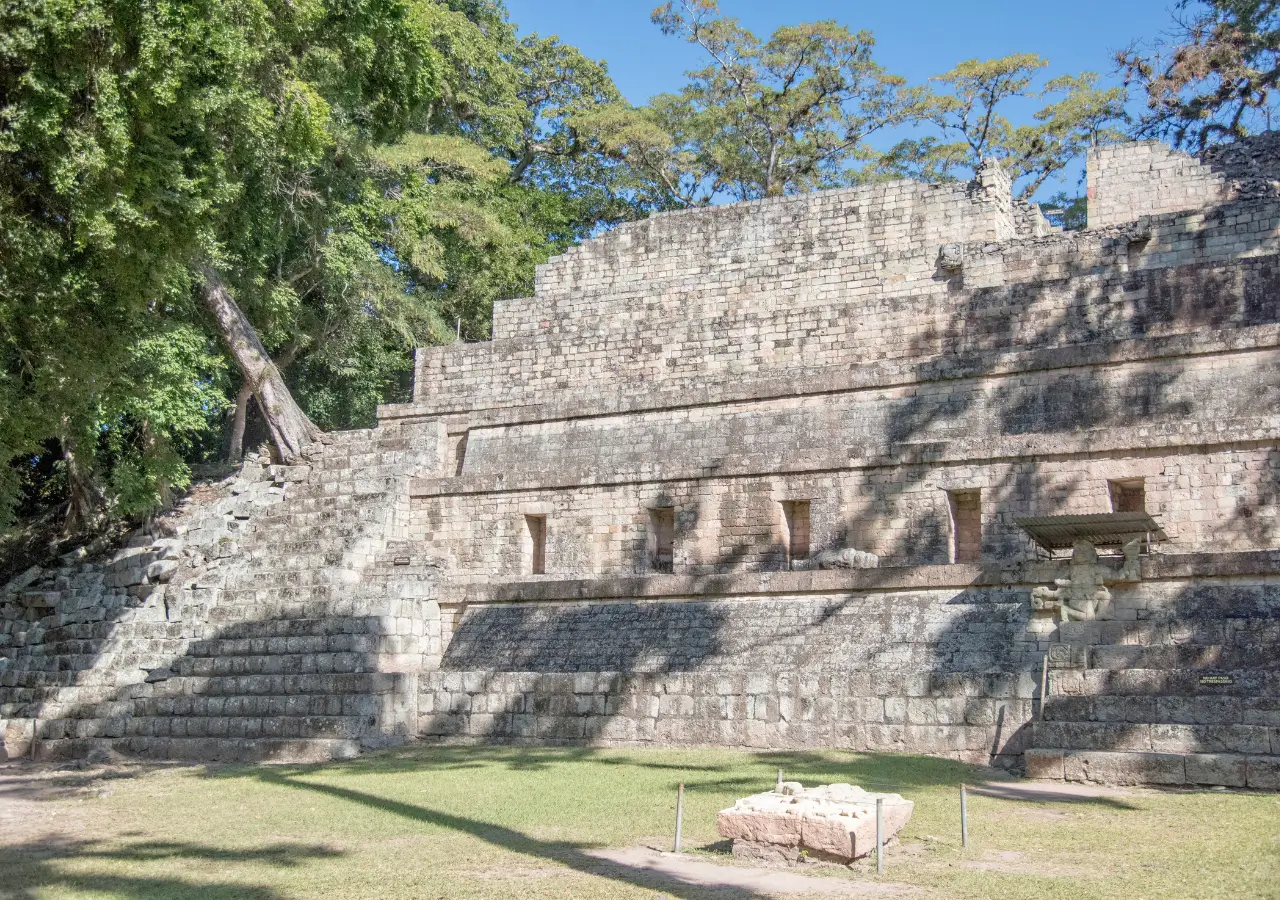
[
  {"xmin": 241, "ymin": 743, "xmax": 989, "ymax": 786},
  {"xmin": 202, "ymin": 744, "xmax": 1137, "ymax": 810},
  {"xmin": 0, "ymin": 838, "xmax": 340, "ymax": 900},
  {"xmin": 248, "ymin": 769, "xmax": 788, "ymax": 900},
  {"xmin": 189, "ymin": 745, "xmax": 1138, "ymax": 898}
]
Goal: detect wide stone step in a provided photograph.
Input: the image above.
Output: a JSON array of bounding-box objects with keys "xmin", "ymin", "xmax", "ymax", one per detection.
[
  {"xmin": 1060, "ymin": 620, "xmax": 1280, "ymax": 647},
  {"xmin": 38, "ymin": 713, "xmax": 375, "ymax": 742},
  {"xmin": 1052, "ymin": 668, "xmax": 1280, "ymax": 698},
  {"xmin": 171, "ymin": 653, "xmax": 370, "ymax": 678},
  {"xmin": 130, "ymin": 693, "xmax": 379, "ymax": 719},
  {"xmin": 1029, "ymin": 719, "xmax": 1277, "ymax": 755},
  {"xmin": 1044, "ymin": 694, "xmax": 1280, "ymax": 726},
  {"xmin": 1090, "ymin": 644, "xmax": 1277, "ymax": 670},
  {"xmin": 190, "ymin": 616, "xmax": 387, "ymax": 639},
  {"xmin": 34, "ymin": 735, "xmax": 362, "ymax": 764},
  {"xmin": 187, "ymin": 635, "xmax": 381, "ymax": 658},
  {"xmin": 148, "ymin": 671, "xmax": 400, "ymax": 697},
  {"xmin": 1025, "ymin": 748, "xmax": 1280, "ymax": 789}
]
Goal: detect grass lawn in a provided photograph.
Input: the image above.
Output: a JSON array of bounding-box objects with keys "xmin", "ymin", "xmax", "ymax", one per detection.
[{"xmin": 1, "ymin": 746, "xmax": 1276, "ymax": 899}]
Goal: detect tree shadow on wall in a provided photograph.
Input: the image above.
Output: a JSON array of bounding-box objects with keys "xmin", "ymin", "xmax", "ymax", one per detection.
[
  {"xmin": 425, "ymin": 211, "xmax": 1280, "ymax": 767},
  {"xmin": 26, "ymin": 609, "xmax": 414, "ymax": 763},
  {"xmin": 864, "ymin": 243, "xmax": 1275, "ymax": 566},
  {"xmin": 1033, "ymin": 576, "xmax": 1280, "ymax": 760}
]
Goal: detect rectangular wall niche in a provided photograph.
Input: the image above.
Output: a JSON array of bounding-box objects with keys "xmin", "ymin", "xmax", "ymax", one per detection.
[
  {"xmin": 648, "ymin": 507, "xmax": 676, "ymax": 573},
  {"xmin": 780, "ymin": 500, "xmax": 812, "ymax": 566},
  {"xmin": 525, "ymin": 514, "xmax": 547, "ymax": 575},
  {"xmin": 1109, "ymin": 479, "xmax": 1146, "ymax": 513},
  {"xmin": 948, "ymin": 490, "xmax": 982, "ymax": 564}
]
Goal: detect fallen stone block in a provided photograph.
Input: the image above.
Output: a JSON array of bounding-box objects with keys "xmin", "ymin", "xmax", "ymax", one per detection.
[
  {"xmin": 717, "ymin": 782, "xmax": 913, "ymax": 863},
  {"xmin": 147, "ymin": 560, "xmax": 179, "ymax": 583}
]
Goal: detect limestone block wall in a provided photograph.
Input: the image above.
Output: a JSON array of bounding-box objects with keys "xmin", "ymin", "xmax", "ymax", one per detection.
[
  {"xmin": 411, "ymin": 444, "xmax": 1277, "ymax": 582},
  {"xmin": 424, "ymin": 568, "xmax": 1038, "ymax": 764},
  {"xmin": 418, "ymin": 555, "xmax": 1279, "ymax": 776},
  {"xmin": 1087, "ymin": 142, "xmax": 1230, "ymax": 228},
  {"xmin": 1088, "ymin": 132, "xmax": 1280, "ymax": 230},
  {"xmin": 393, "ymin": 198, "xmax": 1280, "ymax": 422},
  {"xmin": 383, "ymin": 145, "xmax": 1280, "ymax": 596},
  {"xmin": 497, "ymin": 172, "xmax": 1019, "ymax": 340}
]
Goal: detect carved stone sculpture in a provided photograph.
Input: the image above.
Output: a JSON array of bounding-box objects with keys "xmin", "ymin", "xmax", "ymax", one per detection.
[
  {"xmin": 1031, "ymin": 539, "xmax": 1141, "ymax": 622},
  {"xmin": 717, "ymin": 782, "xmax": 914, "ymax": 864},
  {"xmin": 792, "ymin": 548, "xmax": 880, "ymax": 571},
  {"xmin": 939, "ymin": 243, "xmax": 965, "ymax": 271}
]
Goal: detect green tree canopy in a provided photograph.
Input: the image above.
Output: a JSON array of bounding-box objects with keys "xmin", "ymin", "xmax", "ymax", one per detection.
[
  {"xmin": 595, "ymin": 0, "xmax": 916, "ymax": 202},
  {"xmin": 0, "ymin": 0, "xmax": 635, "ymax": 529},
  {"xmin": 874, "ymin": 55, "xmax": 1127, "ymax": 199}
]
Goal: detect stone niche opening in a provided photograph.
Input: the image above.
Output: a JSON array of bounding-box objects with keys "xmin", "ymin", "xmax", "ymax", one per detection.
[
  {"xmin": 780, "ymin": 500, "xmax": 812, "ymax": 568},
  {"xmin": 948, "ymin": 489, "xmax": 982, "ymax": 564},
  {"xmin": 1109, "ymin": 478, "xmax": 1146, "ymax": 513},
  {"xmin": 524, "ymin": 514, "xmax": 547, "ymax": 575},
  {"xmin": 648, "ymin": 507, "xmax": 676, "ymax": 573}
]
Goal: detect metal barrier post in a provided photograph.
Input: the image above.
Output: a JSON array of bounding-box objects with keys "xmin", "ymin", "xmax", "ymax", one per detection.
[
  {"xmin": 674, "ymin": 783, "xmax": 685, "ymax": 853},
  {"xmin": 875, "ymin": 797, "xmax": 884, "ymax": 874}
]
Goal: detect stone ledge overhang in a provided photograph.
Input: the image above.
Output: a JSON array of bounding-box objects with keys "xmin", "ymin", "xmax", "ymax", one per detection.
[
  {"xmin": 382, "ymin": 325, "xmax": 1280, "ymax": 433},
  {"xmin": 409, "ymin": 421, "xmax": 1279, "ymax": 497},
  {"xmin": 439, "ymin": 550, "xmax": 1280, "ymax": 606}
]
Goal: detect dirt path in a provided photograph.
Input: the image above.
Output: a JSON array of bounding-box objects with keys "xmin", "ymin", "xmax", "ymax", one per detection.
[
  {"xmin": 0, "ymin": 759, "xmax": 132, "ymax": 845},
  {"xmin": 586, "ymin": 847, "xmax": 919, "ymax": 897},
  {"xmin": 971, "ymin": 780, "xmax": 1133, "ymax": 803}
]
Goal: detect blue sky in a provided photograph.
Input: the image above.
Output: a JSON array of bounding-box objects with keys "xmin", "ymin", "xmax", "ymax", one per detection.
[{"xmin": 503, "ymin": 0, "xmax": 1181, "ymax": 199}]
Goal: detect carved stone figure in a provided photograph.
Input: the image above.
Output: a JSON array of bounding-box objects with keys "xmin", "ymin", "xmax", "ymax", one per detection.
[
  {"xmin": 792, "ymin": 548, "xmax": 880, "ymax": 571},
  {"xmin": 939, "ymin": 243, "xmax": 965, "ymax": 271},
  {"xmin": 1030, "ymin": 539, "xmax": 1141, "ymax": 622}
]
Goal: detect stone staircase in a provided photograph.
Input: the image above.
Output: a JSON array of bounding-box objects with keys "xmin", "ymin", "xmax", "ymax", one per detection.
[
  {"xmin": 1025, "ymin": 616, "xmax": 1280, "ymax": 789},
  {"xmin": 0, "ymin": 420, "xmax": 443, "ymax": 763}
]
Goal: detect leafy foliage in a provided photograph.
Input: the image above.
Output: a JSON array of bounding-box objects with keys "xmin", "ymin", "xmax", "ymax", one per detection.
[
  {"xmin": 630, "ymin": 0, "xmax": 916, "ymax": 201},
  {"xmin": 1121, "ymin": 0, "xmax": 1280, "ymax": 149},
  {"xmin": 0, "ymin": 0, "xmax": 1190, "ymax": 536},
  {"xmin": 0, "ymin": 0, "xmax": 611, "ymax": 527},
  {"xmin": 592, "ymin": 4, "xmax": 1127, "ymax": 205},
  {"xmin": 902, "ymin": 56, "xmax": 1128, "ymax": 198}
]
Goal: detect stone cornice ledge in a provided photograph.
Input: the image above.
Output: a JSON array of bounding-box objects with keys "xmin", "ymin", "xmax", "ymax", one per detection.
[
  {"xmin": 411, "ymin": 423, "xmax": 1278, "ymax": 497},
  {"xmin": 441, "ymin": 550, "xmax": 1280, "ymax": 605},
  {"xmin": 381, "ymin": 322, "xmax": 1280, "ymax": 428}
]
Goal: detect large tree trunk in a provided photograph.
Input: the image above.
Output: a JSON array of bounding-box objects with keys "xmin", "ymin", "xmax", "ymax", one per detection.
[
  {"xmin": 199, "ymin": 265, "xmax": 323, "ymax": 463},
  {"xmin": 226, "ymin": 382, "xmax": 252, "ymax": 463},
  {"xmin": 61, "ymin": 432, "xmax": 103, "ymax": 537}
]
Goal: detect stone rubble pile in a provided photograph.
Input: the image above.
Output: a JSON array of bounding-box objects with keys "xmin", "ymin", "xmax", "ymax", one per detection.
[{"xmin": 717, "ymin": 781, "xmax": 914, "ymax": 864}]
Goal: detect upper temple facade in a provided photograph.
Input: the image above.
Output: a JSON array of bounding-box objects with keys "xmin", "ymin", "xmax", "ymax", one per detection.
[
  {"xmin": 2, "ymin": 136, "xmax": 1278, "ymax": 788},
  {"xmin": 381, "ymin": 139, "xmax": 1278, "ymax": 583}
]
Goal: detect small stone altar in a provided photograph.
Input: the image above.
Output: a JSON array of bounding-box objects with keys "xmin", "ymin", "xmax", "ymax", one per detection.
[{"xmin": 717, "ymin": 782, "xmax": 914, "ymax": 864}]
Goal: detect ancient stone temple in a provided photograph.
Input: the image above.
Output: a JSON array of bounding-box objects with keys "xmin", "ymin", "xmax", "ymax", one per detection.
[{"xmin": 2, "ymin": 136, "xmax": 1278, "ymax": 788}]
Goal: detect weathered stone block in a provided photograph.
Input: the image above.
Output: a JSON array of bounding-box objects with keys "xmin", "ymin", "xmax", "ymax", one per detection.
[
  {"xmin": 1024, "ymin": 749, "xmax": 1065, "ymax": 780},
  {"xmin": 719, "ymin": 783, "xmax": 913, "ymax": 863},
  {"xmin": 1063, "ymin": 750, "xmax": 1186, "ymax": 786},
  {"xmin": 1185, "ymin": 753, "xmax": 1248, "ymax": 787}
]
